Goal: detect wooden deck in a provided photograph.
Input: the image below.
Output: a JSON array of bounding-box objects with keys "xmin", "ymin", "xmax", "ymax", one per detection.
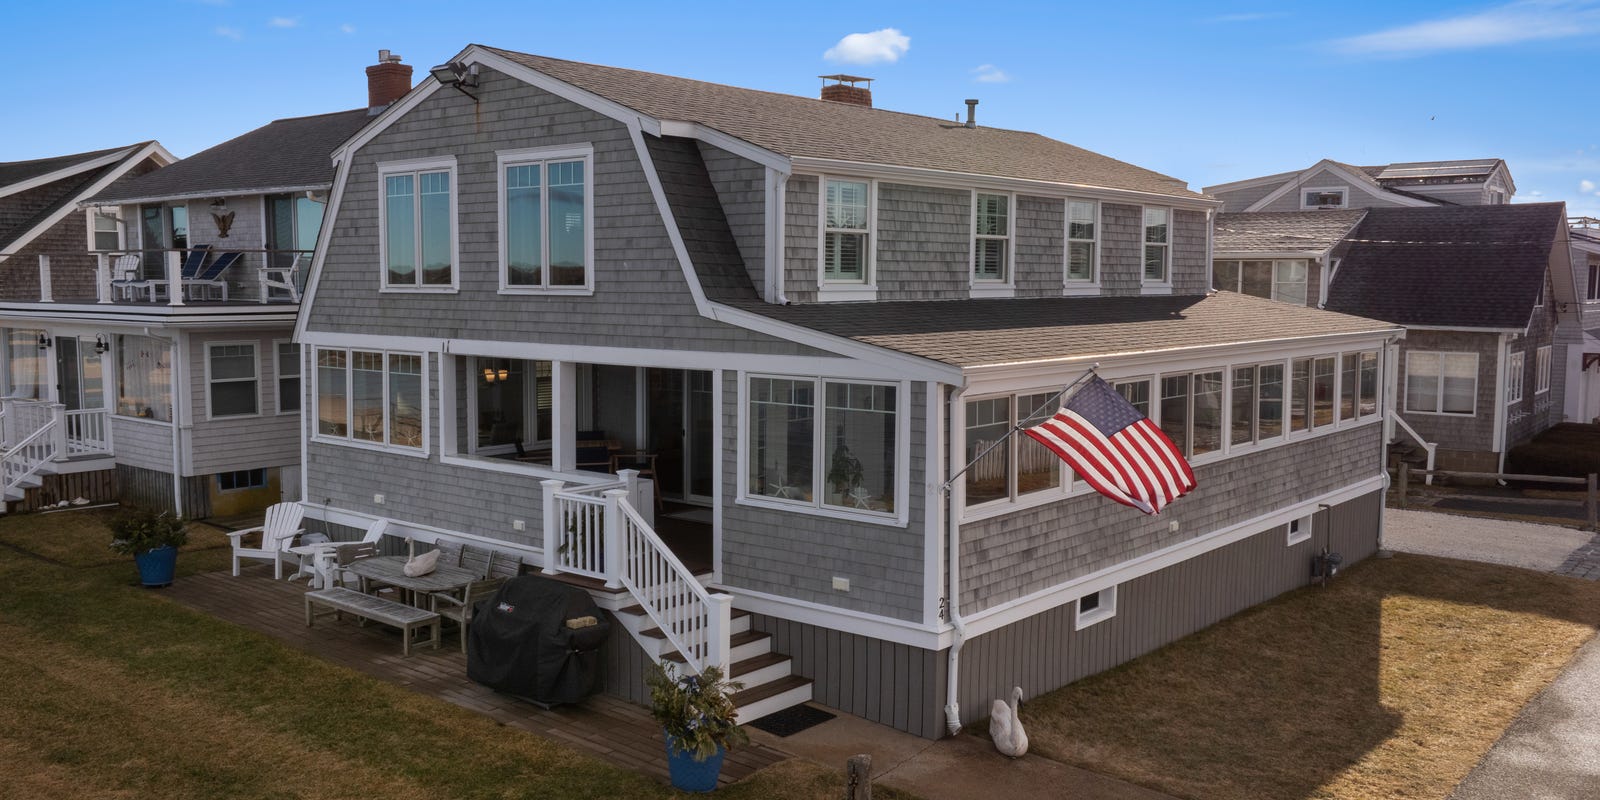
[{"xmin": 165, "ymin": 564, "xmax": 791, "ymax": 787}]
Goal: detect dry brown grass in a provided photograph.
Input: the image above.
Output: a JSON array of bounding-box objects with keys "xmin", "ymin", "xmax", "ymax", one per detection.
[
  {"xmin": 1021, "ymin": 554, "xmax": 1600, "ymax": 800},
  {"xmin": 0, "ymin": 508, "xmax": 228, "ymax": 568}
]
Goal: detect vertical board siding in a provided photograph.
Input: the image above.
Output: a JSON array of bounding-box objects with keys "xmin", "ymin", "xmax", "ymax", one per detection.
[
  {"xmin": 187, "ymin": 327, "xmax": 301, "ymax": 474},
  {"xmin": 951, "ymin": 489, "xmax": 1383, "ymax": 729},
  {"xmin": 1014, "ymin": 196, "xmax": 1064, "ymax": 297},
  {"xmin": 961, "ymin": 424, "xmax": 1383, "ymax": 612},
  {"xmin": 696, "ymin": 142, "xmax": 767, "ymax": 294},
  {"xmin": 874, "ymin": 183, "xmax": 970, "ymax": 299},
  {"xmin": 749, "ymin": 612, "xmax": 945, "ymax": 739},
  {"xmin": 304, "ymin": 66, "xmax": 814, "ymax": 357},
  {"xmin": 16, "ymin": 470, "xmax": 118, "ymax": 512},
  {"xmin": 719, "ymin": 371, "xmax": 927, "ymax": 621},
  {"xmin": 115, "ymin": 464, "xmax": 210, "ymax": 518}
]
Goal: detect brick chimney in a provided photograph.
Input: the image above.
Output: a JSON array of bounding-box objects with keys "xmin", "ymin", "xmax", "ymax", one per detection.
[
  {"xmin": 819, "ymin": 74, "xmax": 872, "ymax": 108},
  {"xmin": 366, "ymin": 50, "xmax": 413, "ymax": 113}
]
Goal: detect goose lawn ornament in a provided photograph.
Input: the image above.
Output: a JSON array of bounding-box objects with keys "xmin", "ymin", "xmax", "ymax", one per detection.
[{"xmin": 990, "ymin": 686, "xmax": 1029, "ymax": 758}]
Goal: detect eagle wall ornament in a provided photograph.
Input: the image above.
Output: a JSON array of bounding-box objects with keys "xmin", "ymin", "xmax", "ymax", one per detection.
[{"xmin": 209, "ymin": 198, "xmax": 234, "ymax": 238}]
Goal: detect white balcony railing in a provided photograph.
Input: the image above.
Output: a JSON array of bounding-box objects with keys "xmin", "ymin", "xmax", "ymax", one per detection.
[{"xmin": 64, "ymin": 409, "xmax": 112, "ymax": 456}]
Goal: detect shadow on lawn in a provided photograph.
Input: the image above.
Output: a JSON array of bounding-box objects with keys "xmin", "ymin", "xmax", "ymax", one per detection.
[{"xmin": 1023, "ymin": 553, "xmax": 1600, "ymax": 800}]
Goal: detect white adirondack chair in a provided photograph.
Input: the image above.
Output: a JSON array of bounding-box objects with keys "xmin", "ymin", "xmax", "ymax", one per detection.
[
  {"xmin": 316, "ymin": 518, "xmax": 392, "ymax": 589},
  {"xmin": 225, "ymin": 502, "xmax": 306, "ymax": 579}
]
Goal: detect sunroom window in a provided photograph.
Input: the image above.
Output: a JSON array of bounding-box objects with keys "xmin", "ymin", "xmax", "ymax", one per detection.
[
  {"xmin": 747, "ymin": 376, "xmax": 897, "ymax": 515},
  {"xmin": 964, "ymin": 391, "xmax": 1064, "ymax": 509},
  {"xmin": 315, "ymin": 347, "xmax": 425, "ymax": 450},
  {"xmin": 115, "ymin": 334, "xmax": 171, "ymax": 421}
]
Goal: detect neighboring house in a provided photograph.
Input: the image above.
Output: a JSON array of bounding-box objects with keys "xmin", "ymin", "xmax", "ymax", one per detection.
[
  {"xmin": 1205, "ymin": 157, "xmax": 1516, "ymax": 213},
  {"xmin": 1320, "ymin": 204, "xmax": 1573, "ymax": 472},
  {"xmin": 295, "ymin": 44, "xmax": 1401, "ymax": 737},
  {"xmin": 1212, "ymin": 209, "xmax": 1367, "ymax": 308},
  {"xmin": 0, "ymin": 51, "xmax": 410, "ymax": 517},
  {"xmin": 1570, "ymin": 218, "xmax": 1600, "ymax": 423}
]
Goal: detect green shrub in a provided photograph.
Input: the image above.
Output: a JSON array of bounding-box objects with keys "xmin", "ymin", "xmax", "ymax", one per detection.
[
  {"xmin": 108, "ymin": 507, "xmax": 187, "ymax": 556},
  {"xmin": 645, "ymin": 662, "xmax": 747, "ymax": 761}
]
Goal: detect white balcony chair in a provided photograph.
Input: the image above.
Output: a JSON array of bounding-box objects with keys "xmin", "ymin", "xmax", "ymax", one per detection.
[
  {"xmin": 258, "ymin": 253, "xmax": 302, "ymax": 304},
  {"xmin": 225, "ymin": 502, "xmax": 306, "ymax": 579},
  {"xmin": 107, "ymin": 254, "xmax": 148, "ymax": 301}
]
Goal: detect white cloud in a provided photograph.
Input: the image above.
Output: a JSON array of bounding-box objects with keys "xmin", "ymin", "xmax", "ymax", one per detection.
[
  {"xmin": 1331, "ymin": 0, "xmax": 1600, "ymax": 57},
  {"xmin": 340, "ymin": 23, "xmax": 356, "ymax": 34},
  {"xmin": 214, "ymin": 25, "xmax": 242, "ymax": 40},
  {"xmin": 1529, "ymin": 190, "xmax": 1545, "ymax": 197},
  {"xmin": 823, "ymin": 28, "xmax": 910, "ymax": 65},
  {"xmin": 1582, "ymin": 179, "xmax": 1597, "ymax": 193},
  {"xmin": 1210, "ymin": 12, "xmax": 1286, "ymax": 23},
  {"xmin": 268, "ymin": 16, "xmax": 299, "ymax": 28},
  {"xmin": 971, "ymin": 64, "xmax": 1010, "ymax": 83}
]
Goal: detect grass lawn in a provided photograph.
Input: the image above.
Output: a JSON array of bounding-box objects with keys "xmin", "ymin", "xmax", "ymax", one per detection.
[
  {"xmin": 0, "ymin": 510, "xmax": 913, "ymax": 800},
  {"xmin": 1017, "ymin": 553, "xmax": 1600, "ymax": 800}
]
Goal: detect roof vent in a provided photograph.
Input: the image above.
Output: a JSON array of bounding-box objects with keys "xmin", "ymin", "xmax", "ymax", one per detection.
[
  {"xmin": 820, "ymin": 74, "xmax": 872, "ymax": 108},
  {"xmin": 366, "ymin": 49, "xmax": 414, "ymax": 114},
  {"xmin": 965, "ymin": 99, "xmax": 979, "ymax": 128}
]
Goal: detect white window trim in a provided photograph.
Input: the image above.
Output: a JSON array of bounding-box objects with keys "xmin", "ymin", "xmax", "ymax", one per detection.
[
  {"xmin": 377, "ymin": 155, "xmax": 460, "ymax": 293},
  {"xmin": 495, "ymin": 144, "xmax": 596, "ymax": 296},
  {"xmin": 1586, "ymin": 262, "xmax": 1600, "ymax": 303},
  {"xmin": 1506, "ymin": 351, "xmax": 1525, "ymax": 404},
  {"xmin": 1286, "ymin": 515, "xmax": 1312, "ymax": 546},
  {"xmin": 1271, "ymin": 259, "xmax": 1310, "ymax": 305},
  {"xmin": 310, "ymin": 346, "xmax": 431, "ymax": 457},
  {"xmin": 1299, "ymin": 186, "xmax": 1348, "ymax": 210},
  {"xmin": 958, "ymin": 390, "xmax": 1071, "ymax": 519},
  {"xmin": 203, "ymin": 340, "xmax": 261, "ymax": 421},
  {"xmin": 85, "ymin": 206, "xmax": 124, "ymax": 252},
  {"xmin": 1074, "ymin": 585, "xmax": 1118, "ymax": 630},
  {"xmin": 1404, "ymin": 350, "xmax": 1480, "ymax": 417},
  {"xmin": 736, "ymin": 372, "xmax": 910, "ymax": 527},
  {"xmin": 970, "ymin": 190, "xmax": 1015, "ymax": 298},
  {"xmin": 217, "ymin": 468, "xmax": 268, "ymax": 493},
  {"xmin": 273, "ymin": 338, "xmax": 300, "ymax": 416},
  {"xmin": 1140, "ymin": 205, "xmax": 1173, "ymax": 291},
  {"xmin": 815, "ymin": 174, "xmax": 878, "ymax": 301},
  {"xmin": 1063, "ymin": 197, "xmax": 1101, "ymax": 294},
  {"xmin": 1535, "ymin": 345, "xmax": 1551, "ymax": 395}
]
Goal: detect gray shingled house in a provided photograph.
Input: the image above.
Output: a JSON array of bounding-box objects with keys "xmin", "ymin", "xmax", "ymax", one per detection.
[
  {"xmin": 0, "ymin": 53, "xmax": 409, "ymax": 517},
  {"xmin": 1569, "ymin": 219, "xmax": 1600, "ymax": 423},
  {"xmin": 294, "ymin": 44, "xmax": 1402, "ymax": 736}
]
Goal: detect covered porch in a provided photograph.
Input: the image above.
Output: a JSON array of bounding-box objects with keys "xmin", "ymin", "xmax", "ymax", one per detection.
[{"xmin": 1, "ymin": 325, "xmax": 121, "ymax": 504}]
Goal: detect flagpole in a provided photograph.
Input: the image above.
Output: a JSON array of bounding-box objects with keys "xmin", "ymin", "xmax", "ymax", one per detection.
[{"xmin": 939, "ymin": 362, "xmax": 1099, "ymax": 493}]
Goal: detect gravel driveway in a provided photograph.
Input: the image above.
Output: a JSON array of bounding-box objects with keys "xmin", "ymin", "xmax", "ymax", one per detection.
[{"xmin": 1384, "ymin": 508, "xmax": 1594, "ymax": 572}]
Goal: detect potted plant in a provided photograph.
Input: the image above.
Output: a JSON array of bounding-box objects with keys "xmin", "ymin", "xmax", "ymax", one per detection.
[
  {"xmin": 646, "ymin": 661, "xmax": 748, "ymax": 792},
  {"xmin": 108, "ymin": 507, "xmax": 187, "ymax": 588}
]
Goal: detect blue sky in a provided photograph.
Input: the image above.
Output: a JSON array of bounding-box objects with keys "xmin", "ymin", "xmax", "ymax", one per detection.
[{"xmin": 4, "ymin": 1, "xmax": 1597, "ymax": 215}]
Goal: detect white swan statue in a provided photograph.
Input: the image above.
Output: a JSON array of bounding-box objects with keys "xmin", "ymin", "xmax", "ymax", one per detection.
[{"xmin": 990, "ymin": 686, "xmax": 1029, "ymax": 758}]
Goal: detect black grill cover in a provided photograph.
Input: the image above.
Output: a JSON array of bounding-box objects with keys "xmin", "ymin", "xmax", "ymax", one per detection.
[{"xmin": 467, "ymin": 575, "xmax": 611, "ymax": 706}]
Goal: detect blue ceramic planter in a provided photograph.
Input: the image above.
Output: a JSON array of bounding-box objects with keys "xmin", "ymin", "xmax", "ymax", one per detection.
[
  {"xmin": 664, "ymin": 735, "xmax": 725, "ymax": 792},
  {"xmin": 134, "ymin": 545, "xmax": 177, "ymax": 587}
]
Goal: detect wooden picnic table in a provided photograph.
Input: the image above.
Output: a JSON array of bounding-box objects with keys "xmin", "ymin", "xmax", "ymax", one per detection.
[{"xmin": 344, "ymin": 556, "xmax": 480, "ymax": 607}]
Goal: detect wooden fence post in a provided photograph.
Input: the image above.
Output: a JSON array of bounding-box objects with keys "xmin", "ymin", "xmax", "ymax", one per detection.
[
  {"xmin": 845, "ymin": 754, "xmax": 872, "ymax": 800},
  {"xmin": 1397, "ymin": 462, "xmax": 1409, "ymax": 508}
]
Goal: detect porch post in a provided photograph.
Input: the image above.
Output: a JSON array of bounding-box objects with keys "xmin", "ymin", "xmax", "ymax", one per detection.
[
  {"xmin": 708, "ymin": 593, "xmax": 734, "ymax": 673},
  {"xmin": 95, "ymin": 254, "xmax": 112, "ymax": 304},
  {"xmin": 37, "ymin": 255, "xmax": 51, "ymax": 302},
  {"xmin": 617, "ymin": 468, "xmax": 640, "ymax": 500},
  {"xmin": 166, "ymin": 251, "xmax": 184, "ymax": 306},
  {"xmin": 0, "ymin": 398, "xmax": 14, "ymax": 448},
  {"xmin": 48, "ymin": 404, "xmax": 67, "ymax": 461},
  {"xmin": 552, "ymin": 361, "xmax": 577, "ymax": 472},
  {"xmin": 541, "ymin": 479, "xmax": 564, "ymax": 575},
  {"xmin": 602, "ymin": 488, "xmax": 626, "ymax": 589}
]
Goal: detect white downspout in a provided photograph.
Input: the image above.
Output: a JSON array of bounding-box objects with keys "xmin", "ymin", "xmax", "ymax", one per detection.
[
  {"xmin": 943, "ymin": 384, "xmax": 967, "ymax": 735},
  {"xmin": 168, "ymin": 331, "xmax": 184, "ymax": 516},
  {"xmin": 1493, "ymin": 333, "xmax": 1509, "ymax": 475}
]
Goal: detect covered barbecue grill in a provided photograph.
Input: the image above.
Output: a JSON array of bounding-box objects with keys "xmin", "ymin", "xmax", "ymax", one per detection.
[{"xmin": 467, "ymin": 574, "xmax": 611, "ymax": 706}]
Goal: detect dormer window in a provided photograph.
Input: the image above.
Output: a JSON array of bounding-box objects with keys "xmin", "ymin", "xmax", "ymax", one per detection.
[{"xmin": 1301, "ymin": 188, "xmax": 1347, "ymax": 209}]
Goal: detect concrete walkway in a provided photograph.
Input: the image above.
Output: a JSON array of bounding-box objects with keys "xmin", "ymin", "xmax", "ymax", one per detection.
[
  {"xmin": 1383, "ymin": 508, "xmax": 1595, "ymax": 573},
  {"xmin": 1451, "ymin": 635, "xmax": 1600, "ymax": 799},
  {"xmin": 753, "ymin": 706, "xmax": 1178, "ymax": 800}
]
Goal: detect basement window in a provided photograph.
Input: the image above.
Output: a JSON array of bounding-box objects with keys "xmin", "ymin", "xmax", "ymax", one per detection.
[
  {"xmin": 1287, "ymin": 514, "xmax": 1313, "ymax": 546},
  {"xmin": 217, "ymin": 468, "xmax": 267, "ymax": 492},
  {"xmin": 1074, "ymin": 586, "xmax": 1118, "ymax": 630}
]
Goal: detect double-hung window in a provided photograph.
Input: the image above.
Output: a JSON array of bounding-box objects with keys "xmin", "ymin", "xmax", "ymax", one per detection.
[
  {"xmin": 1406, "ymin": 352, "xmax": 1477, "ymax": 415},
  {"xmin": 963, "ymin": 391, "xmax": 1065, "ymax": 510},
  {"xmin": 822, "ymin": 178, "xmax": 872, "ymax": 285},
  {"xmin": 972, "ymin": 192, "xmax": 1012, "ymax": 286},
  {"xmin": 1066, "ymin": 199, "xmax": 1098, "ymax": 286},
  {"xmin": 87, "ymin": 208, "xmax": 122, "ymax": 251},
  {"xmin": 276, "ymin": 341, "xmax": 301, "ymax": 413},
  {"xmin": 499, "ymin": 146, "xmax": 593, "ymax": 292},
  {"xmin": 206, "ymin": 342, "xmax": 259, "ymax": 418},
  {"xmin": 1142, "ymin": 207, "xmax": 1170, "ymax": 283},
  {"xmin": 1273, "ymin": 260, "xmax": 1309, "ymax": 305},
  {"xmin": 1536, "ymin": 346, "xmax": 1551, "ymax": 395},
  {"xmin": 746, "ymin": 375, "xmax": 898, "ymax": 518},
  {"xmin": 380, "ymin": 158, "xmax": 456, "ymax": 290},
  {"xmin": 315, "ymin": 347, "xmax": 426, "ymax": 452},
  {"xmin": 1506, "ymin": 351, "xmax": 1525, "ymax": 404}
]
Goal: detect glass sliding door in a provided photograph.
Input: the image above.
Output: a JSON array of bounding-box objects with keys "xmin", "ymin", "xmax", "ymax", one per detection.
[{"xmin": 645, "ymin": 368, "xmax": 715, "ymax": 505}]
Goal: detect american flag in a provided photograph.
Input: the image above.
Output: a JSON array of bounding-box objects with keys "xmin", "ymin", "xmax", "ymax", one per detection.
[{"xmin": 1023, "ymin": 376, "xmax": 1196, "ymax": 514}]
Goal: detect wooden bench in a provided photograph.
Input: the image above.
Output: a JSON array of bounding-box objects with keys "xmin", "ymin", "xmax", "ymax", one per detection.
[{"xmin": 305, "ymin": 587, "xmax": 441, "ymax": 655}]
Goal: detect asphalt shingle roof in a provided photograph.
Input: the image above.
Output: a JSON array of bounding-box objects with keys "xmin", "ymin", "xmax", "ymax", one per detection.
[
  {"xmin": 1324, "ymin": 203, "xmax": 1564, "ymax": 329},
  {"xmin": 484, "ymin": 47, "xmax": 1203, "ymax": 201},
  {"xmin": 1, "ymin": 144, "xmax": 152, "ymax": 253},
  {"xmin": 92, "ymin": 109, "xmax": 371, "ymax": 203},
  {"xmin": 0, "ymin": 144, "xmax": 141, "ymax": 189},
  {"xmin": 1214, "ymin": 210, "xmax": 1368, "ymax": 255},
  {"xmin": 721, "ymin": 292, "xmax": 1397, "ymax": 369}
]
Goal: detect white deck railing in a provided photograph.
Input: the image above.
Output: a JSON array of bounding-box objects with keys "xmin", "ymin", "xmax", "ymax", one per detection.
[
  {"xmin": 2, "ymin": 404, "xmax": 63, "ymax": 496},
  {"xmin": 1389, "ymin": 411, "xmax": 1438, "ymax": 486},
  {"xmin": 64, "ymin": 409, "xmax": 112, "ymax": 456},
  {"xmin": 539, "ymin": 471, "xmax": 732, "ymax": 673}
]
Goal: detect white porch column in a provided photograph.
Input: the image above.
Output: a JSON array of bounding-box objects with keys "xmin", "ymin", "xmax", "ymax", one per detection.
[
  {"xmin": 601, "ymin": 488, "xmax": 626, "ymax": 589},
  {"xmin": 708, "ymin": 593, "xmax": 734, "ymax": 673},
  {"xmin": 166, "ymin": 251, "xmax": 184, "ymax": 306},
  {"xmin": 95, "ymin": 254, "xmax": 112, "ymax": 304},
  {"xmin": 48, "ymin": 404, "xmax": 67, "ymax": 461},
  {"xmin": 541, "ymin": 479, "xmax": 564, "ymax": 575},
  {"xmin": 552, "ymin": 360, "xmax": 577, "ymax": 471}
]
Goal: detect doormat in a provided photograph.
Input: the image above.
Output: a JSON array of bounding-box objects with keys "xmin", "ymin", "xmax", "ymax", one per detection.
[
  {"xmin": 665, "ymin": 507, "xmax": 714, "ymax": 525},
  {"xmin": 748, "ymin": 704, "xmax": 835, "ymax": 737}
]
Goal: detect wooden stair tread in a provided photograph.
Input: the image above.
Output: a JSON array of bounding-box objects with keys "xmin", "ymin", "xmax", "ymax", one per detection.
[
  {"xmin": 731, "ymin": 675, "xmax": 811, "ymax": 707},
  {"xmin": 730, "ymin": 652, "xmax": 788, "ymax": 677},
  {"xmin": 660, "ymin": 630, "xmax": 768, "ymax": 663},
  {"xmin": 617, "ymin": 603, "xmax": 749, "ymax": 618}
]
